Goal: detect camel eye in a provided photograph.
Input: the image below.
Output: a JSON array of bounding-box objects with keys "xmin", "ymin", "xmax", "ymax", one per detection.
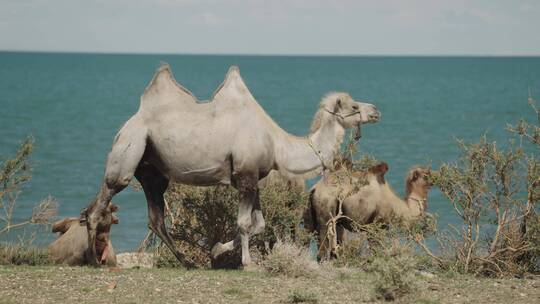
[{"xmin": 352, "ymin": 105, "xmax": 359, "ymax": 110}]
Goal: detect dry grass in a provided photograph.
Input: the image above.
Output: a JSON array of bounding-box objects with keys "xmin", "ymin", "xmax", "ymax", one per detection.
[
  {"xmin": 0, "ymin": 265, "xmax": 538, "ymax": 304},
  {"xmin": 368, "ymin": 240, "xmax": 419, "ymax": 301},
  {"xmin": 261, "ymin": 240, "xmax": 319, "ymax": 278},
  {"xmin": 0, "ymin": 243, "xmax": 51, "ymax": 266}
]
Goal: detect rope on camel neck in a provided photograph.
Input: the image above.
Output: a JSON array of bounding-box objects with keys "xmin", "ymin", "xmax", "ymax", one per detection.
[
  {"xmin": 408, "ymin": 196, "xmax": 427, "ymax": 214},
  {"xmin": 308, "ymin": 138, "xmax": 327, "ymax": 172},
  {"xmin": 309, "ymin": 109, "xmax": 362, "ymax": 175}
]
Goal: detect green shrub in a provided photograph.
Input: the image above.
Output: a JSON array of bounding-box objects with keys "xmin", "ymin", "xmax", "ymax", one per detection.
[
  {"xmin": 1, "ymin": 137, "xmax": 57, "ymax": 235},
  {"xmin": 0, "ymin": 137, "xmax": 56, "ymax": 266},
  {"xmin": 262, "ymin": 240, "xmax": 319, "ymax": 278},
  {"xmin": 287, "ymin": 290, "xmax": 318, "ymax": 303},
  {"xmin": 148, "ymin": 177, "xmax": 308, "ymax": 268},
  {"xmin": 413, "ymin": 97, "xmax": 540, "ymax": 277},
  {"xmin": 368, "ymin": 238, "xmax": 418, "ymax": 301},
  {"xmin": 327, "ymin": 222, "xmax": 420, "ymax": 300}
]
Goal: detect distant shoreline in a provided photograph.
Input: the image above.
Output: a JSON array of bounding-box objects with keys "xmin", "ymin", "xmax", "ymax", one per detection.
[{"xmin": 1, "ymin": 50, "xmax": 539, "ymax": 58}]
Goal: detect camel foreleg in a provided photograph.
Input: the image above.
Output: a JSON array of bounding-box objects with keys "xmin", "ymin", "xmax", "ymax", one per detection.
[
  {"xmin": 250, "ymin": 188, "xmax": 265, "ymax": 236},
  {"xmin": 135, "ymin": 163, "xmax": 196, "ymax": 268},
  {"xmin": 83, "ymin": 117, "xmax": 147, "ymax": 266},
  {"xmin": 211, "ymin": 174, "xmax": 260, "ymax": 268}
]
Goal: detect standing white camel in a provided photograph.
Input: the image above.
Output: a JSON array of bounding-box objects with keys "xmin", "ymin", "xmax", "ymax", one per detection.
[{"xmin": 81, "ymin": 64, "xmax": 380, "ymax": 268}]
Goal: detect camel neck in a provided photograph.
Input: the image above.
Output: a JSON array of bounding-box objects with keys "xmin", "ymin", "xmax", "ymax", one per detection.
[
  {"xmin": 274, "ymin": 112, "xmax": 344, "ymax": 178},
  {"xmin": 405, "ymin": 191, "xmax": 428, "ymax": 216}
]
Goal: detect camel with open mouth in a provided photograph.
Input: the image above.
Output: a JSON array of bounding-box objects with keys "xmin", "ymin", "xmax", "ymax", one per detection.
[{"xmin": 49, "ymin": 204, "xmax": 118, "ymax": 266}]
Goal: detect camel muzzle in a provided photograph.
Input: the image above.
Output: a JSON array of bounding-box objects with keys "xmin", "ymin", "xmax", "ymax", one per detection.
[{"xmin": 368, "ymin": 112, "xmax": 380, "ymax": 123}]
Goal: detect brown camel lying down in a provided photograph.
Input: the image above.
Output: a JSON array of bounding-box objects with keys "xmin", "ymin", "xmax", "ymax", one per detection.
[
  {"xmin": 306, "ymin": 162, "xmax": 433, "ymax": 257},
  {"xmin": 49, "ymin": 204, "xmax": 118, "ymax": 266}
]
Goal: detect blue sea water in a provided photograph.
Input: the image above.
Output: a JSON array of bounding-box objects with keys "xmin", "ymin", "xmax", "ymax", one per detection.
[{"xmin": 0, "ymin": 52, "xmax": 539, "ymax": 252}]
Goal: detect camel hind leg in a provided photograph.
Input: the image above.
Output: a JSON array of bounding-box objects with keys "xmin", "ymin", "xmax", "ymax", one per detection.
[
  {"xmin": 135, "ymin": 163, "xmax": 196, "ymax": 268},
  {"xmin": 83, "ymin": 116, "xmax": 147, "ymax": 265}
]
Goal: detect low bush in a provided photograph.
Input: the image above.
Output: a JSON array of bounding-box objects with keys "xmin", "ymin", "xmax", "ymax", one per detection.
[
  {"xmin": 1, "ymin": 137, "xmax": 57, "ymax": 235},
  {"xmin": 0, "ymin": 243, "xmax": 52, "ymax": 266},
  {"xmin": 368, "ymin": 239, "xmax": 418, "ymax": 301},
  {"xmin": 331, "ymin": 223, "xmax": 421, "ymax": 301},
  {"xmin": 0, "ymin": 137, "xmax": 56, "ymax": 266},
  {"xmin": 262, "ymin": 240, "xmax": 319, "ymax": 278},
  {"xmin": 414, "ymin": 98, "xmax": 539, "ymax": 277},
  {"xmin": 287, "ymin": 290, "xmax": 318, "ymax": 303},
  {"xmin": 147, "ymin": 177, "xmax": 309, "ymax": 268}
]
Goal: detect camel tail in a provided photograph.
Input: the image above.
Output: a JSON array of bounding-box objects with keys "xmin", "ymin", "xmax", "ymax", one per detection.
[{"xmin": 303, "ymin": 188, "xmax": 317, "ymax": 233}]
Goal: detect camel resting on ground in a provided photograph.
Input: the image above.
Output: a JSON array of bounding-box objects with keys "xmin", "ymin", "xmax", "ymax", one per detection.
[
  {"xmin": 49, "ymin": 204, "xmax": 118, "ymax": 266},
  {"xmin": 306, "ymin": 162, "xmax": 432, "ymax": 256},
  {"xmin": 81, "ymin": 64, "xmax": 380, "ymax": 268}
]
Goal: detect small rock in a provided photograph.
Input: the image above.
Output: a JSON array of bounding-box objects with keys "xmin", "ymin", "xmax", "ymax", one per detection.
[
  {"xmin": 109, "ymin": 267, "xmax": 122, "ymax": 273},
  {"xmin": 419, "ymin": 271, "xmax": 435, "ymax": 279},
  {"xmin": 520, "ymin": 293, "xmax": 526, "ymax": 297},
  {"xmin": 116, "ymin": 252, "xmax": 154, "ymax": 269},
  {"xmin": 106, "ymin": 281, "xmax": 117, "ymax": 292}
]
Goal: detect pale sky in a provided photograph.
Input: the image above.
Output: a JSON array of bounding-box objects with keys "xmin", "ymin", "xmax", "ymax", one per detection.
[{"xmin": 1, "ymin": 0, "xmax": 539, "ymax": 55}]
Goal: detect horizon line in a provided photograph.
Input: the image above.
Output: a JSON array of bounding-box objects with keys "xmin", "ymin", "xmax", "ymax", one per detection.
[{"xmin": 1, "ymin": 49, "xmax": 540, "ymax": 58}]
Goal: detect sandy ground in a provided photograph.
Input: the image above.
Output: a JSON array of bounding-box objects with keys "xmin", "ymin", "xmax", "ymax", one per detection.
[{"xmin": 0, "ymin": 265, "xmax": 539, "ymax": 304}]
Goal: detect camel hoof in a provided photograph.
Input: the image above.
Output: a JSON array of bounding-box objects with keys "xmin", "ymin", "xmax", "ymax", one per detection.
[
  {"xmin": 182, "ymin": 257, "xmax": 197, "ymax": 269},
  {"xmin": 210, "ymin": 242, "xmax": 224, "ymax": 259}
]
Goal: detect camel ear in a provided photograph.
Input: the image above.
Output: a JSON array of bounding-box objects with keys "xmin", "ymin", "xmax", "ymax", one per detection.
[
  {"xmin": 333, "ymin": 98, "xmax": 342, "ymax": 112},
  {"xmin": 52, "ymin": 218, "xmax": 78, "ymax": 234},
  {"xmin": 380, "ymin": 162, "xmax": 389, "ymax": 174},
  {"xmin": 109, "ymin": 203, "xmax": 119, "ymax": 213},
  {"xmin": 369, "ymin": 162, "xmax": 388, "ymax": 175},
  {"xmin": 369, "ymin": 162, "xmax": 389, "ymax": 180},
  {"xmin": 112, "ymin": 214, "xmax": 119, "ymax": 225}
]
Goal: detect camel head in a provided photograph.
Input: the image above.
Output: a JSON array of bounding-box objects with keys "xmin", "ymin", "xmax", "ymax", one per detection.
[
  {"xmin": 80, "ymin": 202, "xmax": 119, "ymax": 265},
  {"xmin": 406, "ymin": 167, "xmax": 433, "ymax": 191},
  {"xmin": 405, "ymin": 167, "xmax": 432, "ymax": 214},
  {"xmin": 315, "ymin": 92, "xmax": 380, "ymax": 140},
  {"xmin": 94, "ymin": 203, "xmax": 118, "ymax": 264},
  {"xmin": 368, "ymin": 162, "xmax": 389, "ymax": 184}
]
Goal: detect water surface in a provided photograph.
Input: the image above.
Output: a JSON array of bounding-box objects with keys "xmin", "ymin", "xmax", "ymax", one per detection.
[{"xmin": 1, "ymin": 52, "xmax": 538, "ymax": 251}]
